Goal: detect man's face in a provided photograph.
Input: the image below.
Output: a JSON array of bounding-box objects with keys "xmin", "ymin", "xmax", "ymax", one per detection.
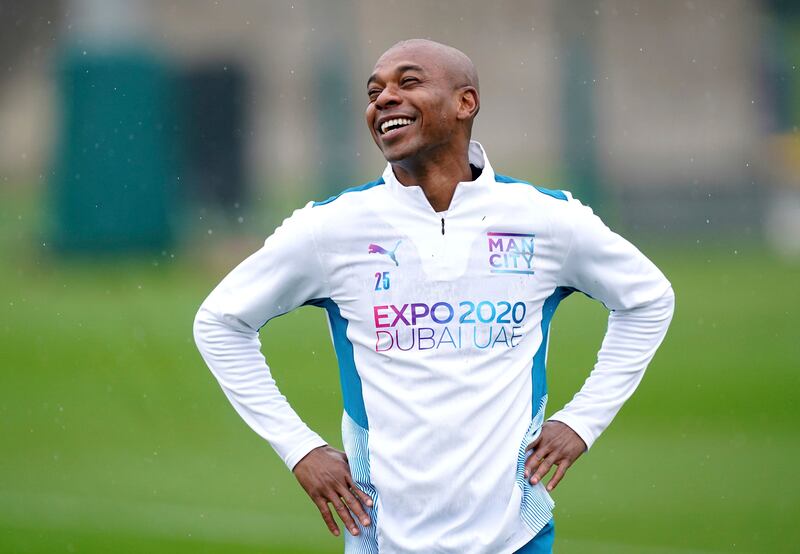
[{"xmin": 365, "ymin": 46, "xmax": 461, "ymax": 163}]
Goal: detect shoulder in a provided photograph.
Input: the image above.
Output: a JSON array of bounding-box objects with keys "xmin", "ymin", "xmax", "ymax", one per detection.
[
  {"xmin": 492, "ymin": 172, "xmax": 570, "ymax": 203},
  {"xmin": 491, "ymin": 172, "xmax": 595, "ymax": 243},
  {"xmin": 296, "ymin": 177, "xmax": 387, "ymax": 243},
  {"xmin": 311, "ymin": 177, "xmax": 387, "ymax": 209},
  {"xmin": 491, "ymin": 172, "xmax": 579, "ymax": 221}
]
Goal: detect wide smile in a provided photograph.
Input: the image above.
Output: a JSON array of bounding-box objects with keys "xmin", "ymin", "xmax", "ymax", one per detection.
[{"xmin": 378, "ymin": 117, "xmax": 416, "ymax": 139}]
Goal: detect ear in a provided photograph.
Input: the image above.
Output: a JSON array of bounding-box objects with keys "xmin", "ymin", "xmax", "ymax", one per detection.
[{"xmin": 456, "ymin": 87, "xmax": 480, "ymax": 121}]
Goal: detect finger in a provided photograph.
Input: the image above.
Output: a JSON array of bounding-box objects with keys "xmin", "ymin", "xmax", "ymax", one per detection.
[
  {"xmin": 546, "ymin": 460, "xmax": 570, "ymax": 491},
  {"xmin": 315, "ymin": 498, "xmax": 340, "ymax": 536},
  {"xmin": 346, "ymin": 474, "xmax": 374, "ymax": 510},
  {"xmin": 330, "ymin": 495, "xmax": 360, "ymax": 536},
  {"xmin": 351, "ymin": 483, "xmax": 374, "ymax": 510},
  {"xmin": 526, "ymin": 434, "xmax": 542, "ymax": 452},
  {"xmin": 338, "ymin": 484, "xmax": 371, "ymax": 527},
  {"xmin": 524, "ymin": 447, "xmax": 549, "ymax": 478},
  {"xmin": 530, "ymin": 457, "xmax": 554, "ymax": 485}
]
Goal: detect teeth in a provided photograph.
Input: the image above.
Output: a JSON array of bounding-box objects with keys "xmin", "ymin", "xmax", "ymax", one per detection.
[{"xmin": 380, "ymin": 118, "xmax": 413, "ymax": 134}]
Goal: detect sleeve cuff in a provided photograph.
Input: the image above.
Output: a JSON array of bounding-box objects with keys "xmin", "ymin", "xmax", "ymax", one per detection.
[
  {"xmin": 546, "ymin": 412, "xmax": 596, "ymax": 451},
  {"xmin": 283, "ymin": 435, "xmax": 329, "ymax": 471}
]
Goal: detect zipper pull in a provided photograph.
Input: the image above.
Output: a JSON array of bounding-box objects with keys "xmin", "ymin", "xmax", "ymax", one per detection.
[{"xmin": 441, "ymin": 217, "xmax": 445, "ymax": 235}]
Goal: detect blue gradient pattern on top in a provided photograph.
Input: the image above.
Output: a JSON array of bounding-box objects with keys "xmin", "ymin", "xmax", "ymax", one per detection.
[
  {"xmin": 305, "ymin": 298, "xmax": 369, "ymax": 430},
  {"xmin": 532, "ymin": 286, "xmax": 574, "ymax": 416},
  {"xmin": 342, "ymin": 413, "xmax": 379, "ymax": 554},
  {"xmin": 313, "ymin": 177, "xmax": 385, "ymax": 207},
  {"xmin": 494, "ymin": 173, "xmax": 568, "ymax": 201}
]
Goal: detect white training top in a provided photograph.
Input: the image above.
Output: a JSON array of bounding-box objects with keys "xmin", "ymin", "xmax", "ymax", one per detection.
[{"xmin": 193, "ymin": 141, "xmax": 675, "ymax": 553}]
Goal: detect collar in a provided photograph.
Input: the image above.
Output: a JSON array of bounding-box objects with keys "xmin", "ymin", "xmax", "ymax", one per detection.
[{"xmin": 381, "ymin": 140, "xmax": 496, "ymax": 202}]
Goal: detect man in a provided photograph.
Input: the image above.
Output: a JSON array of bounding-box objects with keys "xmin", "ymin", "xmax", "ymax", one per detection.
[{"xmin": 194, "ymin": 39, "xmax": 674, "ymax": 553}]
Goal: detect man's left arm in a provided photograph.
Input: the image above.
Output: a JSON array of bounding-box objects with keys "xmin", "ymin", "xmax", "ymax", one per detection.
[{"xmin": 526, "ymin": 195, "xmax": 675, "ymax": 490}]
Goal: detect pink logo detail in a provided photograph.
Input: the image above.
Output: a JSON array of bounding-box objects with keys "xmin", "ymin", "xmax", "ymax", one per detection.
[{"xmin": 368, "ymin": 241, "xmax": 401, "ymax": 266}]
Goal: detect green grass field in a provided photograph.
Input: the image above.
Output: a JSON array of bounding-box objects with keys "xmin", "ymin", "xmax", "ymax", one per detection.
[{"xmin": 1, "ymin": 186, "xmax": 798, "ymax": 553}]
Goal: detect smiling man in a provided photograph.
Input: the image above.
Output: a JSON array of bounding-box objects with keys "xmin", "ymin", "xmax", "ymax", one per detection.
[{"xmin": 194, "ymin": 39, "xmax": 675, "ymax": 553}]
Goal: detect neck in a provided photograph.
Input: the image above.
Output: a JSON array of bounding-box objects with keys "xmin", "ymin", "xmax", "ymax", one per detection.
[{"xmin": 391, "ymin": 144, "xmax": 473, "ymax": 212}]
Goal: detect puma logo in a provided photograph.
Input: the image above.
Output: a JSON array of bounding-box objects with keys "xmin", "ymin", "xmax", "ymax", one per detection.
[{"xmin": 368, "ymin": 241, "xmax": 401, "ymax": 266}]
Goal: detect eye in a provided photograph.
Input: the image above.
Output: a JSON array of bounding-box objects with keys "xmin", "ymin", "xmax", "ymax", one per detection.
[
  {"xmin": 401, "ymin": 76, "xmax": 419, "ymax": 86},
  {"xmin": 367, "ymin": 88, "xmax": 382, "ymax": 101}
]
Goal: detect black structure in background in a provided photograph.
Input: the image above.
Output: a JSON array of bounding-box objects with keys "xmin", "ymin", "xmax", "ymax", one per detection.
[
  {"xmin": 51, "ymin": 52, "xmax": 250, "ymax": 254},
  {"xmin": 51, "ymin": 48, "xmax": 180, "ymax": 254},
  {"xmin": 180, "ymin": 63, "xmax": 249, "ymax": 219}
]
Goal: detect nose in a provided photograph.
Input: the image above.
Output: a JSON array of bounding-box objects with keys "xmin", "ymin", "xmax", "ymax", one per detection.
[{"xmin": 374, "ymin": 84, "xmax": 401, "ymax": 110}]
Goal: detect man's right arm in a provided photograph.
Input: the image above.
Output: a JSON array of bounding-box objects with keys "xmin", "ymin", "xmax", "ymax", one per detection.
[
  {"xmin": 193, "ymin": 203, "xmax": 329, "ymax": 469},
  {"xmin": 192, "ymin": 203, "xmax": 372, "ymax": 536}
]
